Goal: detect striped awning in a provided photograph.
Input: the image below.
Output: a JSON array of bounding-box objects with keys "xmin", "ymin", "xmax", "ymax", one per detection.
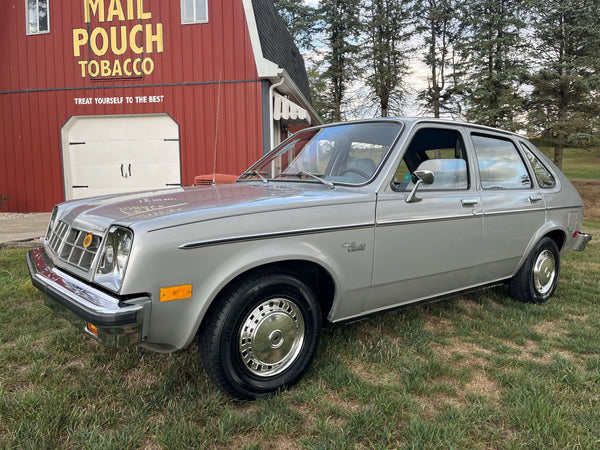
[{"xmin": 273, "ymin": 92, "xmax": 310, "ymax": 124}]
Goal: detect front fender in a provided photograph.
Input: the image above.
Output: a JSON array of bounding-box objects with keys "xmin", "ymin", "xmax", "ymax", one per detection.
[
  {"xmin": 188, "ymin": 228, "xmax": 375, "ymax": 347},
  {"xmin": 135, "ymin": 225, "xmax": 375, "ymax": 351}
]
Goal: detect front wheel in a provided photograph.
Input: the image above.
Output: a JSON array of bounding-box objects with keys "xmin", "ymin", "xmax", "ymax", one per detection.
[
  {"xmin": 510, "ymin": 237, "xmax": 560, "ymax": 304},
  {"xmin": 199, "ymin": 268, "xmax": 321, "ymax": 399}
]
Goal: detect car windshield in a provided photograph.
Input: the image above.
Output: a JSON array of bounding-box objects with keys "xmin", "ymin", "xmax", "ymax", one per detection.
[{"xmin": 239, "ymin": 122, "xmax": 403, "ymax": 186}]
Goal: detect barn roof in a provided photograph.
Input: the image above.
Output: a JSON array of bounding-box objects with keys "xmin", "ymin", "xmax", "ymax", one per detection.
[{"xmin": 250, "ymin": 0, "xmax": 312, "ymax": 104}]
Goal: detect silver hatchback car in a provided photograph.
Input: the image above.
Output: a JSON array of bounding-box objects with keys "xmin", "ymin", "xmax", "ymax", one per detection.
[{"xmin": 28, "ymin": 118, "xmax": 591, "ymax": 399}]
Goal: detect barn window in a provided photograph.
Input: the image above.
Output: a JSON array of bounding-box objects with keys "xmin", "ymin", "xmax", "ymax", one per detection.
[
  {"xmin": 26, "ymin": 0, "xmax": 49, "ymax": 35},
  {"xmin": 181, "ymin": 0, "xmax": 208, "ymax": 24}
]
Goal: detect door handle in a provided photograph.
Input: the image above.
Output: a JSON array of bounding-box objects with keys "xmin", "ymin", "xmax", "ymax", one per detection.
[
  {"xmin": 529, "ymin": 194, "xmax": 543, "ymax": 203},
  {"xmin": 121, "ymin": 164, "xmax": 125, "ymax": 178},
  {"xmin": 128, "ymin": 164, "xmax": 132, "ymax": 177},
  {"xmin": 461, "ymin": 198, "xmax": 479, "ymax": 207}
]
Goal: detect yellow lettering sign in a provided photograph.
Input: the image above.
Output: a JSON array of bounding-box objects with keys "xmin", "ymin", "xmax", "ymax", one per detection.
[
  {"xmin": 78, "ymin": 60, "xmax": 88, "ymax": 77},
  {"xmin": 127, "ymin": 0, "xmax": 134, "ymax": 20},
  {"xmin": 133, "ymin": 57, "xmax": 142, "ymax": 75},
  {"xmin": 107, "ymin": 0, "xmax": 125, "ymax": 21},
  {"xmin": 78, "ymin": 57, "xmax": 155, "ymax": 78},
  {"xmin": 75, "ymin": 0, "xmax": 162, "ymax": 78},
  {"xmin": 112, "ymin": 59, "xmax": 123, "ymax": 76},
  {"xmin": 137, "ymin": 0, "xmax": 151, "ymax": 19},
  {"xmin": 101, "ymin": 59, "xmax": 112, "ymax": 76},
  {"xmin": 84, "ymin": 0, "xmax": 105, "ymax": 23},
  {"xmin": 88, "ymin": 60, "xmax": 100, "ymax": 77},
  {"xmin": 145, "ymin": 23, "xmax": 163, "ymax": 53},
  {"xmin": 129, "ymin": 24, "xmax": 143, "ymax": 54},
  {"xmin": 90, "ymin": 27, "xmax": 109, "ymax": 56},
  {"xmin": 73, "ymin": 29, "xmax": 88, "ymax": 57},
  {"xmin": 110, "ymin": 26, "xmax": 127, "ymax": 55},
  {"xmin": 142, "ymin": 57, "xmax": 154, "ymax": 74},
  {"xmin": 123, "ymin": 58, "xmax": 132, "ymax": 76}
]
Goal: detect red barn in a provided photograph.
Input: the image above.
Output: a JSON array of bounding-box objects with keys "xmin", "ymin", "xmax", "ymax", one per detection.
[{"xmin": 1, "ymin": 0, "xmax": 320, "ymax": 212}]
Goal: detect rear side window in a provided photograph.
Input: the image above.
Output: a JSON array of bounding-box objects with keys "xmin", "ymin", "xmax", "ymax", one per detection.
[
  {"xmin": 520, "ymin": 143, "xmax": 557, "ymax": 189},
  {"xmin": 472, "ymin": 134, "xmax": 532, "ymax": 190}
]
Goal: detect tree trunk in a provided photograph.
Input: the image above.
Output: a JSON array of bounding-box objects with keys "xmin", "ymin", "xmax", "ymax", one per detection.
[
  {"xmin": 333, "ymin": 75, "xmax": 342, "ymax": 122},
  {"xmin": 553, "ymin": 144, "xmax": 564, "ymax": 170}
]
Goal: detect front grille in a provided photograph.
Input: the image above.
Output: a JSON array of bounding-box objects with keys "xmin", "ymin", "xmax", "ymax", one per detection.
[{"xmin": 47, "ymin": 221, "xmax": 103, "ymax": 271}]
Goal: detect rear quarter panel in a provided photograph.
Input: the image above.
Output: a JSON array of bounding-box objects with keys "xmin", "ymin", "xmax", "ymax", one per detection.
[
  {"xmin": 530, "ymin": 145, "xmax": 586, "ymax": 252},
  {"xmin": 511, "ymin": 142, "xmax": 585, "ymax": 272}
]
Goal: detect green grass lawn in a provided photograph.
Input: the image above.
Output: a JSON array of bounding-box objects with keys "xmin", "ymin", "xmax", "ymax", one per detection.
[
  {"xmin": 2, "ymin": 227, "xmax": 599, "ymax": 448},
  {"xmin": 537, "ymin": 146, "xmax": 600, "ymax": 180},
  {"xmin": 1, "ymin": 149, "xmax": 598, "ymax": 448},
  {"xmin": 2, "ymin": 227, "xmax": 598, "ymax": 449}
]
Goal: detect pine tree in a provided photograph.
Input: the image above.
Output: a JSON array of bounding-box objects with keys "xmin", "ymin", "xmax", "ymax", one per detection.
[
  {"xmin": 527, "ymin": 0, "xmax": 600, "ymax": 168},
  {"xmin": 362, "ymin": 0, "xmax": 413, "ymax": 117},
  {"xmin": 415, "ymin": 0, "xmax": 461, "ymax": 118},
  {"xmin": 455, "ymin": 0, "xmax": 527, "ymax": 130},
  {"xmin": 273, "ymin": 0, "xmax": 318, "ymax": 50},
  {"xmin": 319, "ymin": 0, "xmax": 362, "ymax": 121},
  {"xmin": 306, "ymin": 66, "xmax": 333, "ymax": 122}
]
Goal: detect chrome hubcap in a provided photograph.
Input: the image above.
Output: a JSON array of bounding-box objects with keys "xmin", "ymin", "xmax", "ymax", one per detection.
[
  {"xmin": 239, "ymin": 298, "xmax": 305, "ymax": 377},
  {"xmin": 533, "ymin": 249, "xmax": 556, "ymax": 295}
]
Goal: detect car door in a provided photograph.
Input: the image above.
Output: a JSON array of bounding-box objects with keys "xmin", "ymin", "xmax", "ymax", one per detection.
[
  {"xmin": 468, "ymin": 132, "xmax": 547, "ymax": 285},
  {"xmin": 366, "ymin": 125, "xmax": 483, "ymax": 314}
]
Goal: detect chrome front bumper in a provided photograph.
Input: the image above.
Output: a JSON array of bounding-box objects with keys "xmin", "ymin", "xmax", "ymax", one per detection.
[{"xmin": 27, "ymin": 247, "xmax": 150, "ymax": 348}]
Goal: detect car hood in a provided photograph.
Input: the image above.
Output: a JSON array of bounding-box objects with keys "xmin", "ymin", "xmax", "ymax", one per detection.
[{"xmin": 59, "ymin": 182, "xmax": 373, "ymax": 233}]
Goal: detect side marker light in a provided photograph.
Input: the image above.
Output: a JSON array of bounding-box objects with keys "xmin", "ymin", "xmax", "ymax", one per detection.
[{"xmin": 160, "ymin": 285, "xmax": 193, "ymax": 302}]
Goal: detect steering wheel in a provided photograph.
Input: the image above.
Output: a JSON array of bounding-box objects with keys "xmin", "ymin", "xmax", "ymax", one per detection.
[{"xmin": 339, "ymin": 168, "xmax": 370, "ymax": 180}]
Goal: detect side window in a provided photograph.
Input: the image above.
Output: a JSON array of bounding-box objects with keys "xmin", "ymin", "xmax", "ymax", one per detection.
[
  {"xmin": 472, "ymin": 134, "xmax": 532, "ymax": 190},
  {"xmin": 181, "ymin": 0, "xmax": 209, "ymax": 24},
  {"xmin": 392, "ymin": 128, "xmax": 468, "ymax": 191},
  {"xmin": 26, "ymin": 0, "xmax": 49, "ymax": 35},
  {"xmin": 520, "ymin": 143, "xmax": 557, "ymax": 189}
]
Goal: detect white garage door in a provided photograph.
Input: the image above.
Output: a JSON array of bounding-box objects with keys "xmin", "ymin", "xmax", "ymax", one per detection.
[{"xmin": 62, "ymin": 114, "xmax": 181, "ymax": 200}]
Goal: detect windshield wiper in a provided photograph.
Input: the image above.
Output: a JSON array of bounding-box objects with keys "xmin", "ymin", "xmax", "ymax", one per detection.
[
  {"xmin": 297, "ymin": 171, "xmax": 335, "ymax": 189},
  {"xmin": 240, "ymin": 170, "xmax": 269, "ymax": 184}
]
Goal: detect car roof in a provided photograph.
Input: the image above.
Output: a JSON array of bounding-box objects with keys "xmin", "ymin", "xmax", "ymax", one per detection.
[
  {"xmin": 313, "ymin": 117, "xmax": 527, "ymax": 141},
  {"xmin": 400, "ymin": 117, "xmax": 526, "ymax": 139}
]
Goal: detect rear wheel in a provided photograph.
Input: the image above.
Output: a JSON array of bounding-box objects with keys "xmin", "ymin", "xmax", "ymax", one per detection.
[
  {"xmin": 510, "ymin": 237, "xmax": 560, "ymax": 304},
  {"xmin": 199, "ymin": 268, "xmax": 321, "ymax": 399}
]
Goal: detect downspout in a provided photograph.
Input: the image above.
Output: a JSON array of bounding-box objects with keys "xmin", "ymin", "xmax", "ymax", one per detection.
[{"xmin": 268, "ymin": 75, "xmax": 285, "ymax": 149}]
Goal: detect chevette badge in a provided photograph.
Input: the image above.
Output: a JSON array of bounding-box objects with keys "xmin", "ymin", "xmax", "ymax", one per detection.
[
  {"xmin": 83, "ymin": 233, "xmax": 93, "ymax": 248},
  {"xmin": 343, "ymin": 242, "xmax": 366, "ymax": 253}
]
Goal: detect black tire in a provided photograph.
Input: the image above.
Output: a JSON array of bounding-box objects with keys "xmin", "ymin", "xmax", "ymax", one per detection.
[
  {"xmin": 510, "ymin": 237, "xmax": 560, "ymax": 304},
  {"xmin": 199, "ymin": 268, "xmax": 321, "ymax": 400}
]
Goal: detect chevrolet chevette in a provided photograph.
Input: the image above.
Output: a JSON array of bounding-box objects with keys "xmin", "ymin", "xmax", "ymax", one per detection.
[{"xmin": 28, "ymin": 118, "xmax": 592, "ymax": 399}]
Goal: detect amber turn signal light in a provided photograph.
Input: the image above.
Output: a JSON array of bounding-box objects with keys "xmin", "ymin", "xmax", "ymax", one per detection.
[
  {"xmin": 160, "ymin": 284, "xmax": 193, "ymax": 302},
  {"xmin": 87, "ymin": 322, "xmax": 99, "ymax": 337}
]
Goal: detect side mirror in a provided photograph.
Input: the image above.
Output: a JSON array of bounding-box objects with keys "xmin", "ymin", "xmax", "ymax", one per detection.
[
  {"xmin": 406, "ymin": 169, "xmax": 434, "ymax": 203},
  {"xmin": 414, "ymin": 169, "xmax": 434, "ymax": 185}
]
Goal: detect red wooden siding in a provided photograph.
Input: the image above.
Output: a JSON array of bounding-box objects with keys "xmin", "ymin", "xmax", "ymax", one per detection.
[{"xmin": 1, "ymin": 0, "xmax": 265, "ymax": 212}]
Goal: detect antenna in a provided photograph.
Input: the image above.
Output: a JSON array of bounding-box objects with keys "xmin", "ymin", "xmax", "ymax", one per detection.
[{"xmin": 212, "ymin": 69, "xmax": 223, "ymax": 186}]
